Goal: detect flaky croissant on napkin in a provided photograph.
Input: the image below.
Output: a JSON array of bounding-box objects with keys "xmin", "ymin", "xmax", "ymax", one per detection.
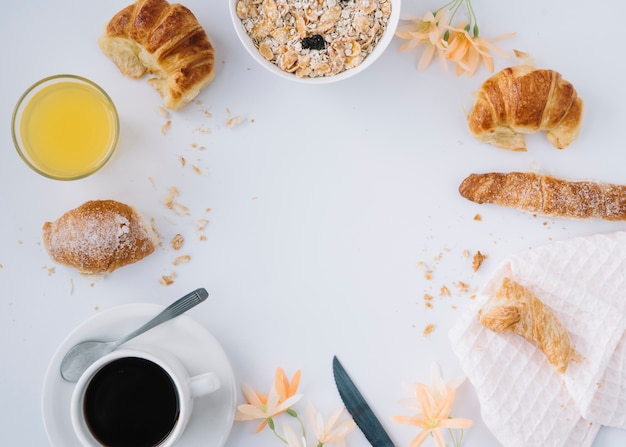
[{"xmin": 450, "ymin": 231, "xmax": 626, "ymax": 447}]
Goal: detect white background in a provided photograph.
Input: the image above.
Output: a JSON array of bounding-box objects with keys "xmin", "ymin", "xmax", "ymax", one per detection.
[{"xmin": 1, "ymin": 0, "xmax": 624, "ymax": 445}]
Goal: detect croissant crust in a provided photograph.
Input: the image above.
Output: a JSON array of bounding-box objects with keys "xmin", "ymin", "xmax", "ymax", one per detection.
[
  {"xmin": 479, "ymin": 277, "xmax": 574, "ymax": 373},
  {"xmin": 42, "ymin": 200, "xmax": 158, "ymax": 275},
  {"xmin": 459, "ymin": 172, "xmax": 626, "ymax": 221},
  {"xmin": 467, "ymin": 65, "xmax": 583, "ymax": 151},
  {"xmin": 99, "ymin": 0, "xmax": 215, "ymax": 110}
]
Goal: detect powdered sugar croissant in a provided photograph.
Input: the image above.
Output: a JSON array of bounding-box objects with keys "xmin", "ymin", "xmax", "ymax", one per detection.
[
  {"xmin": 98, "ymin": 0, "xmax": 215, "ymax": 110},
  {"xmin": 42, "ymin": 200, "xmax": 158, "ymax": 275},
  {"xmin": 467, "ymin": 65, "xmax": 583, "ymax": 151},
  {"xmin": 479, "ymin": 277, "xmax": 575, "ymax": 373}
]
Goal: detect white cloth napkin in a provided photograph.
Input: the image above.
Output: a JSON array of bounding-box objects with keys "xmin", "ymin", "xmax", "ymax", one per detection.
[{"xmin": 449, "ymin": 231, "xmax": 626, "ymax": 446}]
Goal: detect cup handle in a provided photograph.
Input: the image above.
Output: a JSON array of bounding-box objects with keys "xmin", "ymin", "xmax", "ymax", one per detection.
[{"xmin": 189, "ymin": 372, "xmax": 220, "ymax": 398}]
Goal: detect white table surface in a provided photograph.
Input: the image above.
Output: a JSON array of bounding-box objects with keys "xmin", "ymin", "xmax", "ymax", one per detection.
[{"xmin": 1, "ymin": 0, "xmax": 624, "ymax": 446}]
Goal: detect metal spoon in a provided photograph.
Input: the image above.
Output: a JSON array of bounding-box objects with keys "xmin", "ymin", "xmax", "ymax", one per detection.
[{"xmin": 60, "ymin": 288, "xmax": 209, "ymax": 382}]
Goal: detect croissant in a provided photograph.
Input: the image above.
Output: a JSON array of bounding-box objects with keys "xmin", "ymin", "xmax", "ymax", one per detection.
[
  {"xmin": 98, "ymin": 0, "xmax": 216, "ymax": 110},
  {"xmin": 467, "ymin": 65, "xmax": 583, "ymax": 151},
  {"xmin": 42, "ymin": 200, "xmax": 158, "ymax": 275},
  {"xmin": 479, "ymin": 277, "xmax": 574, "ymax": 373},
  {"xmin": 459, "ymin": 172, "xmax": 626, "ymax": 221}
]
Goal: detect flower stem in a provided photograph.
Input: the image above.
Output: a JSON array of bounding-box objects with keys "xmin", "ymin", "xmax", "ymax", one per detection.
[
  {"xmin": 287, "ymin": 408, "xmax": 307, "ymax": 438},
  {"xmin": 268, "ymin": 418, "xmax": 288, "ymax": 444}
]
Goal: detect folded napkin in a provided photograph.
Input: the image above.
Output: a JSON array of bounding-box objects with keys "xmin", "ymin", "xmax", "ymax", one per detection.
[{"xmin": 449, "ymin": 231, "xmax": 626, "ymax": 446}]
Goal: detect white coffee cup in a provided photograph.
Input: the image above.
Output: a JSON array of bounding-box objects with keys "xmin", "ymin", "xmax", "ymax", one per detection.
[{"xmin": 70, "ymin": 347, "xmax": 220, "ymax": 447}]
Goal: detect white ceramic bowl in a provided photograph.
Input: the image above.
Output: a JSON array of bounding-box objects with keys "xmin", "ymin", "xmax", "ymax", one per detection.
[{"xmin": 229, "ymin": 0, "xmax": 401, "ymax": 84}]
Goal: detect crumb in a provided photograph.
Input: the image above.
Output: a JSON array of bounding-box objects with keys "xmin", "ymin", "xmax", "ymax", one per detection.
[
  {"xmin": 472, "ymin": 251, "xmax": 488, "ymax": 272},
  {"xmin": 462, "ymin": 249, "xmax": 470, "ymax": 258},
  {"xmin": 199, "ymin": 234, "xmax": 208, "ymax": 241},
  {"xmin": 469, "ymin": 294, "xmax": 476, "ymax": 300},
  {"xmin": 171, "ymin": 234, "xmax": 184, "ymax": 250},
  {"xmin": 423, "ymin": 324, "xmax": 435, "ymax": 337},
  {"xmin": 424, "ymin": 270, "xmax": 433, "ymax": 280},
  {"xmin": 439, "ymin": 285, "xmax": 451, "ymax": 297},
  {"xmin": 192, "ymin": 165, "xmax": 204, "ymax": 175},
  {"xmin": 0, "ymin": 263, "xmax": 3, "ymax": 269},
  {"xmin": 161, "ymin": 120, "xmax": 171, "ymax": 135},
  {"xmin": 201, "ymin": 109, "xmax": 212, "ymax": 118},
  {"xmin": 45, "ymin": 266, "xmax": 55, "ymax": 276},
  {"xmin": 454, "ymin": 281, "xmax": 470, "ymax": 293},
  {"xmin": 196, "ymin": 219, "xmax": 209, "ymax": 231},
  {"xmin": 160, "ymin": 272, "xmax": 177, "ymax": 286},
  {"xmin": 205, "ymin": 207, "xmax": 212, "ymax": 213},
  {"xmin": 173, "ymin": 255, "xmax": 191, "ymax": 266},
  {"xmin": 90, "ymin": 283, "xmax": 95, "ymax": 287},
  {"xmin": 424, "ymin": 302, "xmax": 433, "ymax": 309},
  {"xmin": 226, "ymin": 115, "xmax": 245, "ymax": 128},
  {"xmin": 158, "ymin": 106, "xmax": 169, "ymax": 118},
  {"xmin": 423, "ymin": 293, "xmax": 433, "ymax": 301},
  {"xmin": 451, "ymin": 305, "xmax": 458, "ymax": 310},
  {"xmin": 179, "ymin": 156, "xmax": 186, "ymax": 167},
  {"xmin": 94, "ymin": 306, "xmax": 99, "ymax": 311},
  {"xmin": 474, "ymin": 214, "xmax": 482, "ymax": 221}
]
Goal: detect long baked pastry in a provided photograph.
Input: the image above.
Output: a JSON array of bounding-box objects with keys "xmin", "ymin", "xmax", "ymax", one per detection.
[
  {"xmin": 467, "ymin": 65, "xmax": 583, "ymax": 151},
  {"xmin": 42, "ymin": 200, "xmax": 158, "ymax": 275},
  {"xmin": 459, "ymin": 172, "xmax": 626, "ymax": 221},
  {"xmin": 479, "ymin": 277, "xmax": 574, "ymax": 373},
  {"xmin": 98, "ymin": 0, "xmax": 216, "ymax": 110}
]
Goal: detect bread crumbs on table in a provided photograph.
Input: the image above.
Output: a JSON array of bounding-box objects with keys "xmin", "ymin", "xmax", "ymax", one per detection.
[
  {"xmin": 160, "ymin": 272, "xmax": 177, "ymax": 286},
  {"xmin": 474, "ymin": 214, "xmax": 482, "ymax": 221},
  {"xmin": 171, "ymin": 234, "xmax": 184, "ymax": 250},
  {"xmin": 423, "ymin": 324, "xmax": 435, "ymax": 337},
  {"xmin": 439, "ymin": 285, "xmax": 451, "ymax": 297},
  {"xmin": 161, "ymin": 120, "xmax": 171, "ymax": 135},
  {"xmin": 192, "ymin": 165, "xmax": 204, "ymax": 175},
  {"xmin": 178, "ymin": 156, "xmax": 186, "ymax": 167},
  {"xmin": 173, "ymin": 255, "xmax": 190, "ymax": 266},
  {"xmin": 472, "ymin": 251, "xmax": 488, "ymax": 272}
]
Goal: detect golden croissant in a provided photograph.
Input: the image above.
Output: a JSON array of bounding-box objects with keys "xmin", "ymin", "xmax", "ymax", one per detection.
[
  {"xmin": 467, "ymin": 65, "xmax": 583, "ymax": 151},
  {"xmin": 98, "ymin": 0, "xmax": 216, "ymax": 110},
  {"xmin": 42, "ymin": 200, "xmax": 158, "ymax": 275},
  {"xmin": 479, "ymin": 277, "xmax": 574, "ymax": 373},
  {"xmin": 459, "ymin": 171, "xmax": 626, "ymax": 221}
]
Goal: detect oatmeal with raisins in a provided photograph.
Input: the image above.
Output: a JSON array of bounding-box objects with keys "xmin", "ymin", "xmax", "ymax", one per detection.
[{"xmin": 235, "ymin": 0, "xmax": 392, "ymax": 78}]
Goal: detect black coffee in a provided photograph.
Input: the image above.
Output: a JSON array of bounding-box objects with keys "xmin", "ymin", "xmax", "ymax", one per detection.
[{"xmin": 83, "ymin": 357, "xmax": 180, "ymax": 447}]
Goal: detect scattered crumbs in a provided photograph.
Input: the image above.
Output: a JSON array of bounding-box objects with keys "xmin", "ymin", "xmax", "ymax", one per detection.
[
  {"xmin": 171, "ymin": 234, "xmax": 184, "ymax": 250},
  {"xmin": 18, "ymin": 240, "xmax": 23, "ymax": 245},
  {"xmin": 473, "ymin": 213, "xmax": 482, "ymax": 221},
  {"xmin": 543, "ymin": 221, "xmax": 549, "ymax": 226},
  {"xmin": 94, "ymin": 306, "xmax": 100, "ymax": 311},
  {"xmin": 250, "ymin": 118, "xmax": 255, "ymax": 123},
  {"xmin": 423, "ymin": 323, "xmax": 435, "ymax": 337},
  {"xmin": 451, "ymin": 305, "xmax": 458, "ymax": 310},
  {"xmin": 160, "ymin": 272, "xmax": 177, "ymax": 286},
  {"xmin": 205, "ymin": 207, "xmax": 212, "ymax": 213},
  {"xmin": 179, "ymin": 156, "xmax": 186, "ymax": 167},
  {"xmin": 439, "ymin": 285, "xmax": 451, "ymax": 297},
  {"xmin": 148, "ymin": 177, "xmax": 155, "ymax": 187},
  {"xmin": 161, "ymin": 120, "xmax": 171, "ymax": 135},
  {"xmin": 596, "ymin": 382, "xmax": 603, "ymax": 389},
  {"xmin": 162, "ymin": 186, "xmax": 190, "ymax": 216},
  {"xmin": 90, "ymin": 282, "xmax": 95, "ymax": 287},
  {"xmin": 191, "ymin": 143, "xmax": 198, "ymax": 149},
  {"xmin": 173, "ymin": 255, "xmax": 191, "ymax": 266},
  {"xmin": 462, "ymin": 249, "xmax": 470, "ymax": 258},
  {"xmin": 192, "ymin": 165, "xmax": 204, "ymax": 175},
  {"xmin": 196, "ymin": 219, "xmax": 209, "ymax": 232},
  {"xmin": 226, "ymin": 115, "xmax": 245, "ymax": 128},
  {"xmin": 44, "ymin": 266, "xmax": 55, "ymax": 276},
  {"xmin": 158, "ymin": 106, "xmax": 169, "ymax": 118},
  {"xmin": 0, "ymin": 263, "xmax": 3, "ymax": 269},
  {"xmin": 453, "ymin": 281, "xmax": 471, "ymax": 294},
  {"xmin": 472, "ymin": 251, "xmax": 488, "ymax": 272},
  {"xmin": 201, "ymin": 108, "xmax": 212, "ymax": 118},
  {"xmin": 469, "ymin": 294, "xmax": 476, "ymax": 300}
]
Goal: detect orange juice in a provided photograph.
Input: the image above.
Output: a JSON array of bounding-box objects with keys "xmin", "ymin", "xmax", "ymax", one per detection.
[{"xmin": 13, "ymin": 76, "xmax": 118, "ymax": 180}]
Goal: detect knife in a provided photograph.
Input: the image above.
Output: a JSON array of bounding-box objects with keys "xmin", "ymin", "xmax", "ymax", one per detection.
[{"xmin": 332, "ymin": 356, "xmax": 396, "ymax": 447}]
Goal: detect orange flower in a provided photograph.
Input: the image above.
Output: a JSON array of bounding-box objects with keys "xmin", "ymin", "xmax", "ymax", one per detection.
[
  {"xmin": 445, "ymin": 24, "xmax": 514, "ymax": 76},
  {"xmin": 235, "ymin": 367, "xmax": 302, "ymax": 433},
  {"xmin": 393, "ymin": 384, "xmax": 474, "ymax": 447},
  {"xmin": 395, "ymin": 10, "xmax": 449, "ymax": 72}
]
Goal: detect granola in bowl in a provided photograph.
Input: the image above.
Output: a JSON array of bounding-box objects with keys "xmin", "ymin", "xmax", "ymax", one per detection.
[{"xmin": 230, "ymin": 0, "xmax": 400, "ymax": 82}]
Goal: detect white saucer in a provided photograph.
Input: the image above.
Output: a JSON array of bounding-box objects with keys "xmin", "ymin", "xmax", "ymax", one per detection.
[{"xmin": 42, "ymin": 303, "xmax": 236, "ymax": 447}]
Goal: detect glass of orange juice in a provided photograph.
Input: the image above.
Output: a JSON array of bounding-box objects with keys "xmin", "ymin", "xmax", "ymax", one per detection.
[{"xmin": 11, "ymin": 74, "xmax": 119, "ymax": 181}]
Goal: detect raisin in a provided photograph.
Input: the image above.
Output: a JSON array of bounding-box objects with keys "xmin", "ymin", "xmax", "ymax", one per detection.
[{"xmin": 301, "ymin": 34, "xmax": 326, "ymax": 50}]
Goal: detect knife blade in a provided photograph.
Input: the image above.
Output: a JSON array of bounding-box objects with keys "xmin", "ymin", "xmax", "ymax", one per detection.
[{"xmin": 332, "ymin": 356, "xmax": 395, "ymax": 447}]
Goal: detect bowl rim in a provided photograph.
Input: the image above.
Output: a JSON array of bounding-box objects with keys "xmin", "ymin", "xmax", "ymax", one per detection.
[
  {"xmin": 229, "ymin": 0, "xmax": 402, "ymax": 84},
  {"xmin": 11, "ymin": 74, "xmax": 120, "ymax": 181}
]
